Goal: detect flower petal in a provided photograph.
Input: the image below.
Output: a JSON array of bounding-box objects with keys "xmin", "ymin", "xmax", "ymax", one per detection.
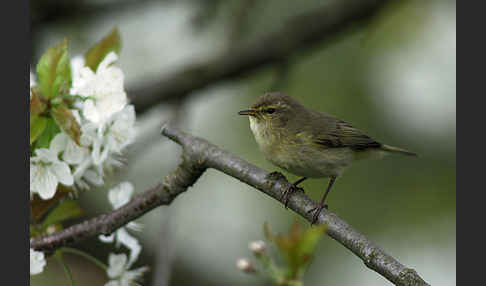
[
  {"xmin": 51, "ymin": 162, "xmax": 74, "ymax": 186},
  {"xmin": 80, "ymin": 122, "xmax": 98, "ymax": 147},
  {"xmin": 63, "ymin": 139, "xmax": 89, "ymax": 165},
  {"xmin": 126, "ymin": 222, "xmax": 143, "ymax": 232},
  {"xmin": 50, "ymin": 133, "xmax": 68, "ymax": 155},
  {"xmin": 123, "ymin": 266, "xmax": 149, "ymax": 283},
  {"xmin": 34, "ymin": 148, "xmax": 58, "ymax": 163},
  {"xmin": 107, "ymin": 253, "xmax": 127, "ymax": 278},
  {"xmin": 98, "ymin": 52, "xmax": 118, "ymax": 71},
  {"xmin": 30, "ymin": 249, "xmax": 46, "ymax": 275},
  {"xmin": 90, "ymin": 132, "xmax": 109, "ymax": 166},
  {"xmin": 83, "ymin": 100, "xmax": 101, "ymax": 125},
  {"xmin": 108, "ymin": 182, "xmax": 134, "ymax": 209},
  {"xmin": 83, "ymin": 169, "xmax": 104, "ymax": 186},
  {"xmin": 106, "ymin": 106, "xmax": 136, "ymax": 152},
  {"xmin": 99, "ymin": 233, "xmax": 115, "ymax": 243},
  {"xmin": 116, "ymin": 228, "xmax": 141, "ymax": 267},
  {"xmin": 32, "ymin": 165, "xmax": 58, "ymax": 200}
]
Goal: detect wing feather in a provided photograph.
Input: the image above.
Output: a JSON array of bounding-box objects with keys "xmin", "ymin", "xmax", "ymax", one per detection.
[{"xmin": 311, "ymin": 113, "xmax": 381, "ymax": 151}]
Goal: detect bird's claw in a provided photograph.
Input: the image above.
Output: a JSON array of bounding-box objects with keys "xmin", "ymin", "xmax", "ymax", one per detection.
[
  {"xmin": 281, "ymin": 184, "xmax": 304, "ymax": 209},
  {"xmin": 307, "ymin": 204, "xmax": 328, "ymax": 225}
]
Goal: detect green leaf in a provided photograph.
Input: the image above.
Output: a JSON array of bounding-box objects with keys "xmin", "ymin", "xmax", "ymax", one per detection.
[
  {"xmin": 296, "ymin": 225, "xmax": 326, "ymax": 261},
  {"xmin": 30, "ymin": 115, "xmax": 47, "ymax": 145},
  {"xmin": 51, "ymin": 105, "xmax": 81, "ymax": 145},
  {"xmin": 42, "ymin": 200, "xmax": 83, "ymax": 229},
  {"xmin": 35, "ymin": 118, "xmax": 61, "ymax": 149},
  {"xmin": 264, "ymin": 222, "xmax": 326, "ymax": 280},
  {"xmin": 30, "ymin": 225, "xmax": 38, "ymax": 238},
  {"xmin": 85, "ymin": 28, "xmax": 121, "ymax": 72},
  {"xmin": 36, "ymin": 38, "xmax": 72, "ymax": 99}
]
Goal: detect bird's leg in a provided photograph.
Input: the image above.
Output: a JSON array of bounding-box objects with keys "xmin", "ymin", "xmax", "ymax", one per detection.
[
  {"xmin": 307, "ymin": 176, "xmax": 337, "ymax": 225},
  {"xmin": 282, "ymin": 177, "xmax": 307, "ymax": 209}
]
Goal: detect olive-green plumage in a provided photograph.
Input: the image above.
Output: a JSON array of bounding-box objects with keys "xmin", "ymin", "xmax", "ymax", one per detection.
[{"xmin": 238, "ymin": 92, "xmax": 417, "ymax": 224}]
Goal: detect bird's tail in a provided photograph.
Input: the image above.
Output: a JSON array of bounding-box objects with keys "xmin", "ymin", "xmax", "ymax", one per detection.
[{"xmin": 380, "ymin": 144, "xmax": 418, "ymax": 157}]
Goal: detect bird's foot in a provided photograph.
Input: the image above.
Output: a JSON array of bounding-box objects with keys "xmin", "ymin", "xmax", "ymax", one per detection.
[
  {"xmin": 281, "ymin": 183, "xmax": 305, "ymax": 209},
  {"xmin": 307, "ymin": 204, "xmax": 328, "ymax": 225}
]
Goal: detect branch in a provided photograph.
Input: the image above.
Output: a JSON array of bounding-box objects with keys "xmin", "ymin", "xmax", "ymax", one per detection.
[
  {"xmin": 129, "ymin": 0, "xmax": 389, "ymax": 113},
  {"xmin": 31, "ymin": 125, "xmax": 429, "ymax": 286}
]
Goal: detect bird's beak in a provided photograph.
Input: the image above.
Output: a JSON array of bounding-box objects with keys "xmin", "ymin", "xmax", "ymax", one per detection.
[{"xmin": 238, "ymin": 109, "xmax": 257, "ymax": 116}]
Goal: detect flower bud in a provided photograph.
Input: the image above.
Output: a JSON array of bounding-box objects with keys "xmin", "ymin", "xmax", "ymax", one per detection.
[
  {"xmin": 249, "ymin": 240, "xmax": 266, "ymax": 255},
  {"xmin": 46, "ymin": 225, "xmax": 58, "ymax": 235},
  {"xmin": 236, "ymin": 258, "xmax": 254, "ymax": 273}
]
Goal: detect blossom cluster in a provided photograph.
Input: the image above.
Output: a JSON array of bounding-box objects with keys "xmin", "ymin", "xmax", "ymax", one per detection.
[
  {"xmin": 30, "ymin": 33, "xmax": 148, "ymax": 285},
  {"xmin": 30, "ymin": 52, "xmax": 136, "ymax": 200},
  {"xmin": 101, "ymin": 182, "xmax": 148, "ymax": 286},
  {"xmin": 30, "ymin": 183, "xmax": 147, "ymax": 285}
]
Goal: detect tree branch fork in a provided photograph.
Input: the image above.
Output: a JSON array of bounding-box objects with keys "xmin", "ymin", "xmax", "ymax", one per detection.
[{"xmin": 30, "ymin": 124, "xmax": 430, "ymax": 286}]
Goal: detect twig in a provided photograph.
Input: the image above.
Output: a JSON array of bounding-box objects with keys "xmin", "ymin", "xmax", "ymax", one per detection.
[
  {"xmin": 129, "ymin": 0, "xmax": 389, "ymax": 113},
  {"xmin": 31, "ymin": 125, "xmax": 429, "ymax": 286}
]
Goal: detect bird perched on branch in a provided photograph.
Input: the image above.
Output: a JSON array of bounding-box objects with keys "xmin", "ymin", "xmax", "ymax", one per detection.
[{"xmin": 239, "ymin": 92, "xmax": 417, "ymax": 224}]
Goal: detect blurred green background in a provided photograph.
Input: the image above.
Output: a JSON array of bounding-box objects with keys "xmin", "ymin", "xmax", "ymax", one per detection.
[{"xmin": 31, "ymin": 0, "xmax": 455, "ymax": 285}]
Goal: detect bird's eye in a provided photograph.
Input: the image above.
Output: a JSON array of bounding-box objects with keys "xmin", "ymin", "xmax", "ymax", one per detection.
[{"xmin": 266, "ymin": 108, "xmax": 276, "ymax": 114}]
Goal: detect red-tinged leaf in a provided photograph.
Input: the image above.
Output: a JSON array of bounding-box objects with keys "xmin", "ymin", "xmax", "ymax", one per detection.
[
  {"xmin": 85, "ymin": 28, "xmax": 121, "ymax": 72},
  {"xmin": 36, "ymin": 39, "xmax": 72, "ymax": 99},
  {"xmin": 51, "ymin": 105, "xmax": 81, "ymax": 145},
  {"xmin": 30, "ymin": 87, "xmax": 46, "ymax": 117},
  {"xmin": 31, "ymin": 185, "xmax": 72, "ymax": 223}
]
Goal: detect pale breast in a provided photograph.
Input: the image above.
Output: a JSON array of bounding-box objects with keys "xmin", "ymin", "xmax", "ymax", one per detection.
[
  {"xmin": 249, "ymin": 118, "xmax": 354, "ymax": 178},
  {"xmin": 270, "ymin": 143, "xmax": 355, "ymax": 178}
]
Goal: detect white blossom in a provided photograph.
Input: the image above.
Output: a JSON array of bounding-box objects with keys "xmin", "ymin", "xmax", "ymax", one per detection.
[
  {"xmin": 30, "ymin": 248, "xmax": 46, "ymax": 275},
  {"xmin": 70, "ymin": 56, "xmax": 85, "ymax": 85},
  {"xmin": 30, "ymin": 133, "xmax": 74, "ymax": 200},
  {"xmin": 71, "ymin": 52, "xmax": 127, "ymax": 128},
  {"xmin": 63, "ymin": 140, "xmax": 89, "ymax": 165},
  {"xmin": 73, "ymin": 105, "xmax": 135, "ymax": 189},
  {"xmin": 79, "ymin": 105, "xmax": 136, "ymax": 168},
  {"xmin": 236, "ymin": 258, "xmax": 254, "ymax": 273},
  {"xmin": 30, "ymin": 50, "xmax": 136, "ymax": 199},
  {"xmin": 100, "ymin": 228, "xmax": 141, "ymax": 268},
  {"xmin": 105, "ymin": 253, "xmax": 148, "ymax": 286},
  {"xmin": 49, "ymin": 125, "xmax": 101, "ymax": 189},
  {"xmin": 108, "ymin": 182, "xmax": 134, "ymax": 208},
  {"xmin": 99, "ymin": 182, "xmax": 142, "ymax": 266},
  {"xmin": 249, "ymin": 240, "xmax": 266, "ymax": 254},
  {"xmin": 105, "ymin": 105, "xmax": 136, "ymax": 154},
  {"xmin": 79, "ymin": 121, "xmax": 107, "ymax": 166},
  {"xmin": 79, "ymin": 168, "xmax": 104, "ymax": 187}
]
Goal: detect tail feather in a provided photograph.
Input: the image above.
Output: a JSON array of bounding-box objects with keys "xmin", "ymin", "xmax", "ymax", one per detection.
[{"xmin": 381, "ymin": 144, "xmax": 418, "ymax": 157}]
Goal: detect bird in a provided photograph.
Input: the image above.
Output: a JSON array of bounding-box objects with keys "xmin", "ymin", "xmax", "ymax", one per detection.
[{"xmin": 238, "ymin": 92, "xmax": 417, "ymax": 224}]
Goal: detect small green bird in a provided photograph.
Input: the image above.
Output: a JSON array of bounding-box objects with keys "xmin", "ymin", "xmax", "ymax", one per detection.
[{"xmin": 238, "ymin": 92, "xmax": 417, "ymax": 224}]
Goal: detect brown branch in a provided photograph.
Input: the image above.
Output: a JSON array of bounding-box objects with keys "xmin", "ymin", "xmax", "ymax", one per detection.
[
  {"xmin": 31, "ymin": 125, "xmax": 430, "ymax": 286},
  {"xmin": 129, "ymin": 0, "xmax": 389, "ymax": 113}
]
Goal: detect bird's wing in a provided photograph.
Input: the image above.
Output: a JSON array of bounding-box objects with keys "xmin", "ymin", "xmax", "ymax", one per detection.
[{"xmin": 311, "ymin": 113, "xmax": 382, "ymax": 151}]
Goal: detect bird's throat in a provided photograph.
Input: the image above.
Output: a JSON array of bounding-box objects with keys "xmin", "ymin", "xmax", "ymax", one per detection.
[{"xmin": 249, "ymin": 117, "xmax": 277, "ymax": 151}]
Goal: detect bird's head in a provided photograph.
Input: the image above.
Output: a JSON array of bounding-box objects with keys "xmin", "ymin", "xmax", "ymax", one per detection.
[{"xmin": 238, "ymin": 92, "xmax": 304, "ymax": 131}]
